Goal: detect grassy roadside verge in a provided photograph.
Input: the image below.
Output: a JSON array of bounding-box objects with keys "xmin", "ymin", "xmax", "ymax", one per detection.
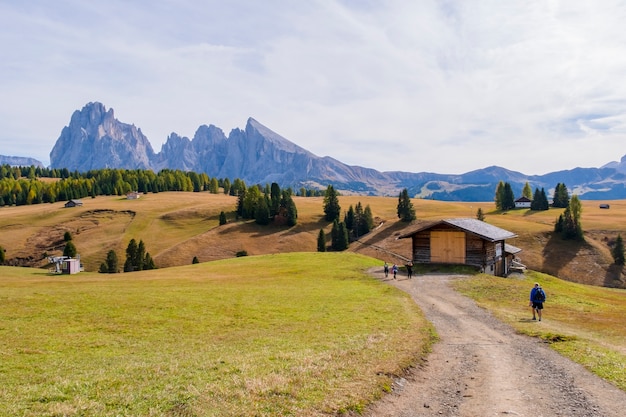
[
  {"xmin": 452, "ymin": 270, "xmax": 626, "ymax": 391},
  {"xmin": 0, "ymin": 252, "xmax": 435, "ymax": 417}
]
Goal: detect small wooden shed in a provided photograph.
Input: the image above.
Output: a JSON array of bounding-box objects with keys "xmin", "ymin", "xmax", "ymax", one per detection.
[
  {"xmin": 398, "ymin": 218, "xmax": 519, "ymax": 277},
  {"xmin": 64, "ymin": 199, "xmax": 83, "ymax": 208}
]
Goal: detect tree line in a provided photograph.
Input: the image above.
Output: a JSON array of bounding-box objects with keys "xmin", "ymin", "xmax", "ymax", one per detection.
[{"xmin": 0, "ymin": 164, "xmax": 325, "ymax": 207}]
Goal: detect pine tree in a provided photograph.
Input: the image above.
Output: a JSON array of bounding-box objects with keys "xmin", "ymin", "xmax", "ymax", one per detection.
[
  {"xmin": 531, "ymin": 188, "xmax": 542, "ymax": 210},
  {"xmin": 285, "ymin": 195, "xmax": 298, "ymax": 227},
  {"xmin": 124, "ymin": 239, "xmax": 138, "ymax": 272},
  {"xmin": 192, "ymin": 256, "xmax": 200, "ymax": 264},
  {"xmin": 331, "ymin": 220, "xmax": 349, "ymax": 251},
  {"xmin": 136, "ymin": 240, "xmax": 146, "ymax": 271},
  {"xmin": 476, "ymin": 207, "xmax": 485, "ymax": 221},
  {"xmin": 255, "ymin": 195, "xmax": 271, "ymax": 225},
  {"xmin": 0, "ymin": 245, "xmax": 5, "ymax": 264},
  {"xmin": 279, "ymin": 190, "xmax": 298, "ymax": 227},
  {"xmin": 104, "ymin": 250, "xmax": 118, "ymax": 273},
  {"xmin": 270, "ymin": 182, "xmax": 281, "ymax": 217},
  {"xmin": 317, "ymin": 229, "xmax": 326, "ymax": 252},
  {"xmin": 63, "ymin": 241, "xmax": 77, "ymax": 258},
  {"xmin": 557, "ymin": 195, "xmax": 583, "ymax": 241},
  {"xmin": 502, "ymin": 182, "xmax": 515, "ymax": 211},
  {"xmin": 552, "ymin": 183, "xmax": 570, "ymax": 208},
  {"xmin": 143, "ymin": 253, "xmax": 156, "ymax": 270},
  {"xmin": 495, "ymin": 181, "xmax": 505, "ymax": 210},
  {"xmin": 364, "ymin": 205, "xmax": 374, "ymax": 232},
  {"xmin": 344, "ymin": 205, "xmax": 355, "ymax": 230},
  {"xmin": 219, "ymin": 211, "xmax": 227, "ymax": 225},
  {"xmin": 397, "ymin": 188, "xmax": 416, "ymax": 222},
  {"xmin": 522, "ymin": 182, "xmax": 533, "ymax": 199},
  {"xmin": 612, "ymin": 234, "xmax": 625, "ymax": 266},
  {"xmin": 323, "ymin": 185, "xmax": 341, "ymax": 222}
]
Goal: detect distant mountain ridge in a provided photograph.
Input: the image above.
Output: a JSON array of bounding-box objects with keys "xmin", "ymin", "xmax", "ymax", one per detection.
[
  {"xmin": 0, "ymin": 155, "xmax": 44, "ymax": 167},
  {"xmin": 36, "ymin": 101, "xmax": 626, "ymax": 200}
]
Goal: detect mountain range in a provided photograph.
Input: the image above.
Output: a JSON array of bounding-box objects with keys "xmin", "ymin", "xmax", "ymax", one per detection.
[{"xmin": 6, "ymin": 101, "xmax": 626, "ymax": 201}]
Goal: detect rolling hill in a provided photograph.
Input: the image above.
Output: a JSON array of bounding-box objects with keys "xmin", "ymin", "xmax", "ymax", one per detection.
[{"xmin": 1, "ymin": 192, "xmax": 624, "ymax": 288}]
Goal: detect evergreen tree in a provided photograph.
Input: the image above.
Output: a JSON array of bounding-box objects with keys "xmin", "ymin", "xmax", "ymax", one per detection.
[
  {"xmin": 557, "ymin": 195, "xmax": 583, "ymax": 241},
  {"xmin": 222, "ymin": 178, "xmax": 231, "ymax": 195},
  {"xmin": 323, "ymin": 185, "xmax": 341, "ymax": 222},
  {"xmin": 283, "ymin": 193, "xmax": 298, "ymax": 227},
  {"xmin": 331, "ymin": 220, "xmax": 349, "ymax": 251},
  {"xmin": 476, "ymin": 207, "xmax": 485, "ymax": 221},
  {"xmin": 344, "ymin": 205, "xmax": 355, "ymax": 230},
  {"xmin": 502, "ymin": 182, "xmax": 515, "ymax": 211},
  {"xmin": 0, "ymin": 245, "xmax": 5, "ymax": 264},
  {"xmin": 612, "ymin": 234, "xmax": 625, "ymax": 266},
  {"xmin": 136, "ymin": 240, "xmax": 146, "ymax": 271},
  {"xmin": 397, "ymin": 188, "xmax": 416, "ymax": 222},
  {"xmin": 270, "ymin": 182, "xmax": 281, "ymax": 217},
  {"xmin": 219, "ymin": 211, "xmax": 227, "ymax": 225},
  {"xmin": 552, "ymin": 183, "xmax": 570, "ymax": 208},
  {"xmin": 100, "ymin": 250, "xmax": 118, "ymax": 273},
  {"xmin": 363, "ymin": 205, "xmax": 374, "ymax": 232},
  {"xmin": 242, "ymin": 185, "xmax": 261, "ymax": 219},
  {"xmin": 255, "ymin": 195, "xmax": 271, "ymax": 225},
  {"xmin": 522, "ymin": 182, "xmax": 533, "ymax": 199},
  {"xmin": 63, "ymin": 241, "xmax": 77, "ymax": 258},
  {"xmin": 554, "ymin": 214, "xmax": 564, "ymax": 233},
  {"xmin": 495, "ymin": 181, "xmax": 505, "ymax": 210},
  {"xmin": 317, "ymin": 229, "xmax": 326, "ymax": 252},
  {"xmin": 63, "ymin": 231, "xmax": 72, "ymax": 242},
  {"xmin": 209, "ymin": 177, "xmax": 219, "ymax": 194},
  {"xmin": 144, "ymin": 253, "xmax": 156, "ymax": 270},
  {"xmin": 531, "ymin": 188, "xmax": 543, "ymax": 210},
  {"xmin": 124, "ymin": 239, "xmax": 138, "ymax": 272},
  {"xmin": 192, "ymin": 256, "xmax": 200, "ymax": 264}
]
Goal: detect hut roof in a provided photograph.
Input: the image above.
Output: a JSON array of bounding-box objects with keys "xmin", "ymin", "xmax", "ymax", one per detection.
[{"xmin": 398, "ymin": 218, "xmax": 517, "ymax": 242}]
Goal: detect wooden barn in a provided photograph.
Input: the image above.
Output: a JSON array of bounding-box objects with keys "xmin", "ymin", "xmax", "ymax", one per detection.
[{"xmin": 398, "ymin": 218, "xmax": 520, "ymax": 277}]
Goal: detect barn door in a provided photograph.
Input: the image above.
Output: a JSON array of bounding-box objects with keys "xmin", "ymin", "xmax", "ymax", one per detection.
[{"xmin": 430, "ymin": 231, "xmax": 466, "ymax": 264}]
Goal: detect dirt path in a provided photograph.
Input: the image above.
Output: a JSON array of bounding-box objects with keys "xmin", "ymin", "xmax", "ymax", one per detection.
[{"xmin": 362, "ymin": 272, "xmax": 626, "ymax": 417}]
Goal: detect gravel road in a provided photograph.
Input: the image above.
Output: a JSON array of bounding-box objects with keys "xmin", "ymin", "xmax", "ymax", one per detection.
[{"xmin": 362, "ymin": 272, "xmax": 626, "ymax": 417}]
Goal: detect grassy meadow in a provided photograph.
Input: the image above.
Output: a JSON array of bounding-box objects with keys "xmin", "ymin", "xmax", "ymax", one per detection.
[
  {"xmin": 0, "ymin": 253, "xmax": 433, "ymax": 417},
  {"xmin": 3, "ymin": 192, "xmax": 626, "ymax": 415}
]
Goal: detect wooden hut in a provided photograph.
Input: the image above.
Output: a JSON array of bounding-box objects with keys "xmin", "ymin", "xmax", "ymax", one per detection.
[{"xmin": 398, "ymin": 218, "xmax": 519, "ymax": 277}]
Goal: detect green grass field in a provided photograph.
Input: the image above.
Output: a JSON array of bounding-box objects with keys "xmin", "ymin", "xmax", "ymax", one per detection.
[
  {"xmin": 0, "ymin": 253, "xmax": 433, "ymax": 417},
  {"xmin": 453, "ymin": 271, "xmax": 626, "ymax": 391},
  {"xmin": 3, "ymin": 192, "xmax": 626, "ymax": 415}
]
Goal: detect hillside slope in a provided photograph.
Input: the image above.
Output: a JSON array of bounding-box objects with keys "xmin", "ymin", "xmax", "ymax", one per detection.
[{"xmin": 0, "ymin": 193, "xmax": 624, "ymax": 288}]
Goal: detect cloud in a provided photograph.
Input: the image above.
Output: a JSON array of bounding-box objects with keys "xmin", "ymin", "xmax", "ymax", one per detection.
[{"xmin": 1, "ymin": 1, "xmax": 626, "ymax": 175}]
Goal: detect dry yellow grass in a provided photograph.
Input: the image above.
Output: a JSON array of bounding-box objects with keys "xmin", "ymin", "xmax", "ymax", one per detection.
[{"xmin": 1, "ymin": 194, "xmax": 625, "ymax": 287}]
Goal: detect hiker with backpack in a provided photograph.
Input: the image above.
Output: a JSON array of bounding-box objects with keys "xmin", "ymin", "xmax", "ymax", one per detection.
[{"xmin": 529, "ymin": 282, "xmax": 546, "ymax": 321}]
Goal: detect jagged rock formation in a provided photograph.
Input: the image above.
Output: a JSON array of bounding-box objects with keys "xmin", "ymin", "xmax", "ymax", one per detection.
[
  {"xmin": 50, "ymin": 102, "xmax": 155, "ymax": 171},
  {"xmin": 47, "ymin": 102, "xmax": 626, "ymax": 200}
]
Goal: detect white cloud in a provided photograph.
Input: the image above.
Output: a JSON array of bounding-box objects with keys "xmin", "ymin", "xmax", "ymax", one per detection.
[{"xmin": 1, "ymin": 0, "xmax": 626, "ymax": 174}]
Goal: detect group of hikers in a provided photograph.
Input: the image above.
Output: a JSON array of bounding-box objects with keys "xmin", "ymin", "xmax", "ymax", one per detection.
[
  {"xmin": 383, "ymin": 261, "xmax": 413, "ymax": 280},
  {"xmin": 382, "ymin": 261, "xmax": 547, "ymax": 321}
]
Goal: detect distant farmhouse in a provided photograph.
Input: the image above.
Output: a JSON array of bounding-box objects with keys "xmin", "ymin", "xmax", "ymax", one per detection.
[
  {"xmin": 126, "ymin": 191, "xmax": 141, "ymax": 200},
  {"xmin": 514, "ymin": 196, "xmax": 532, "ymax": 209},
  {"xmin": 64, "ymin": 199, "xmax": 83, "ymax": 208},
  {"xmin": 399, "ymin": 218, "xmax": 521, "ymax": 277}
]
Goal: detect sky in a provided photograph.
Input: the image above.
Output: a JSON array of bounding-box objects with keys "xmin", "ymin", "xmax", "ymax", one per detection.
[{"xmin": 2, "ymin": 0, "xmax": 626, "ymax": 175}]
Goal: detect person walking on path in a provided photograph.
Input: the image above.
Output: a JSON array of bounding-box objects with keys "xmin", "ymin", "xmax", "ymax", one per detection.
[
  {"xmin": 406, "ymin": 261, "xmax": 413, "ymax": 279},
  {"xmin": 392, "ymin": 264, "xmax": 398, "ymax": 280},
  {"xmin": 383, "ymin": 262, "xmax": 389, "ymax": 278},
  {"xmin": 529, "ymin": 282, "xmax": 546, "ymax": 321}
]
